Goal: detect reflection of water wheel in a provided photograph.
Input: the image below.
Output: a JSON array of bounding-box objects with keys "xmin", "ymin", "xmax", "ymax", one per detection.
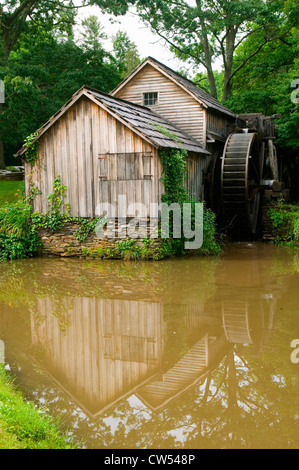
[
  {"xmin": 220, "ymin": 132, "xmax": 264, "ymax": 235},
  {"xmin": 209, "ymin": 150, "xmax": 222, "ymax": 217},
  {"xmin": 222, "ymin": 300, "xmax": 253, "ymax": 345}
]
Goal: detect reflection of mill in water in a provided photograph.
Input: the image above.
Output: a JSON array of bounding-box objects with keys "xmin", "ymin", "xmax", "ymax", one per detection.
[{"xmin": 30, "ymin": 285, "xmax": 277, "ymax": 417}]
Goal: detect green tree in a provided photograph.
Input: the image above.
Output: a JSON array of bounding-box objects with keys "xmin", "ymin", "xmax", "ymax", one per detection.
[
  {"xmin": 112, "ymin": 30, "xmax": 141, "ymax": 79},
  {"xmin": 123, "ymin": 0, "xmax": 291, "ymax": 101},
  {"xmin": 0, "ymin": 23, "xmax": 121, "ymax": 164},
  {"xmin": 80, "ymin": 15, "xmax": 107, "ymax": 52}
]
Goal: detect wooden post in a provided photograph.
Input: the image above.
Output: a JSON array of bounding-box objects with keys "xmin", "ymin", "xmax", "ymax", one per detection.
[{"xmin": 268, "ymin": 139, "xmax": 279, "ymax": 181}]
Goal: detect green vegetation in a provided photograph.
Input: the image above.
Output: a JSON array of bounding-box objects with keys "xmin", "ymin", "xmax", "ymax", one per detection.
[
  {"xmin": 0, "ymin": 181, "xmax": 24, "ymax": 206},
  {"xmin": 24, "ymin": 132, "xmax": 39, "ymax": 167},
  {"xmin": 0, "ymin": 197, "xmax": 41, "ymax": 261},
  {"xmin": 267, "ymin": 201, "xmax": 299, "ymax": 247},
  {"xmin": 74, "ymin": 217, "xmax": 102, "ymax": 242},
  {"xmin": 31, "ymin": 175, "xmax": 70, "ymax": 232},
  {"xmin": 159, "ymin": 148, "xmax": 221, "ymax": 256},
  {"xmin": 0, "ymin": 365, "xmax": 76, "ymax": 449}
]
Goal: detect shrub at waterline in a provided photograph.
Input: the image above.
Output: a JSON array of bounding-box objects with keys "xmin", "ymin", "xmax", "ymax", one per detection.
[
  {"xmin": 268, "ymin": 201, "xmax": 299, "ymax": 247},
  {"xmin": 0, "ymin": 199, "xmax": 41, "ymax": 261}
]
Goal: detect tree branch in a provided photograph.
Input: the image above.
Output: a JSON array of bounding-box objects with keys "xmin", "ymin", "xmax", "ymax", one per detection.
[
  {"xmin": 233, "ymin": 26, "xmax": 264, "ymax": 51},
  {"xmin": 228, "ymin": 31, "xmax": 290, "ymax": 83}
]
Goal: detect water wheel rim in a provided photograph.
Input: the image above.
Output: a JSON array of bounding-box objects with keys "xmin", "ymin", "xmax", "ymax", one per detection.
[{"xmin": 221, "ymin": 132, "xmax": 262, "ymax": 234}]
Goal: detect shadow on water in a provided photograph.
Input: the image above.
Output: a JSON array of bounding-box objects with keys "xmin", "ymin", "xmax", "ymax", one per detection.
[{"xmin": 0, "ymin": 242, "xmax": 298, "ymax": 449}]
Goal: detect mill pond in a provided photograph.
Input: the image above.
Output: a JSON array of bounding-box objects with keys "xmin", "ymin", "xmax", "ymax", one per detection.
[{"xmin": 0, "ymin": 242, "xmax": 298, "ymax": 449}]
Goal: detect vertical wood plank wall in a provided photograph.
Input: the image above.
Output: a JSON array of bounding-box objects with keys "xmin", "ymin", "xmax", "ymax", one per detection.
[
  {"xmin": 31, "ymin": 297, "xmax": 164, "ymax": 415},
  {"xmin": 206, "ymin": 111, "xmax": 234, "ymax": 137},
  {"xmin": 27, "ymin": 96, "xmax": 163, "ymax": 217},
  {"xmin": 114, "ymin": 64, "xmax": 206, "ymax": 145}
]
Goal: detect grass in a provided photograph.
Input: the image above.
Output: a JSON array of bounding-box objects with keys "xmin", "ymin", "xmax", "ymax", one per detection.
[
  {"xmin": 0, "ymin": 364, "xmax": 77, "ymax": 449},
  {"xmin": 0, "ymin": 180, "xmax": 25, "ymax": 206}
]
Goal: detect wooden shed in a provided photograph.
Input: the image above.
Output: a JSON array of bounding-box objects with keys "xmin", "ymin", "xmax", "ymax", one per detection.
[{"xmin": 15, "ymin": 85, "xmax": 209, "ymax": 218}]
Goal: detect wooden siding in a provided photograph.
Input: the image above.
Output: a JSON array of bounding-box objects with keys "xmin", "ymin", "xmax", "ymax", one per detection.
[
  {"xmin": 185, "ymin": 152, "xmax": 211, "ymax": 200},
  {"xmin": 27, "ymin": 96, "xmax": 163, "ymax": 217},
  {"xmin": 206, "ymin": 110, "xmax": 234, "ymax": 137},
  {"xmin": 31, "ymin": 297, "xmax": 164, "ymax": 416},
  {"xmin": 114, "ymin": 64, "xmax": 206, "ymax": 145}
]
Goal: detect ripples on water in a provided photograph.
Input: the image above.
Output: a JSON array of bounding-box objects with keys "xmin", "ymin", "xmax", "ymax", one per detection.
[{"xmin": 0, "ymin": 242, "xmax": 298, "ymax": 449}]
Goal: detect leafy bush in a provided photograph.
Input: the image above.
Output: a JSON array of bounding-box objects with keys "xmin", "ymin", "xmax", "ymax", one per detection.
[
  {"xmin": 159, "ymin": 148, "xmax": 221, "ymax": 256},
  {"xmin": 30, "ymin": 175, "xmax": 70, "ymax": 232},
  {"xmin": 268, "ymin": 201, "xmax": 299, "ymax": 247},
  {"xmin": 0, "ymin": 201, "xmax": 41, "ymax": 260}
]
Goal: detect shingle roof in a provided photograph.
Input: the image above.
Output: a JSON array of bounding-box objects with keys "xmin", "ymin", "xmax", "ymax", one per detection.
[
  {"xmin": 85, "ymin": 88, "xmax": 209, "ymax": 154},
  {"xmin": 15, "ymin": 86, "xmax": 209, "ymax": 157}
]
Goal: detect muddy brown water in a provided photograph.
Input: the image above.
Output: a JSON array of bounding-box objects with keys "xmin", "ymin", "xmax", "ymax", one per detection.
[{"xmin": 0, "ymin": 242, "xmax": 298, "ymax": 449}]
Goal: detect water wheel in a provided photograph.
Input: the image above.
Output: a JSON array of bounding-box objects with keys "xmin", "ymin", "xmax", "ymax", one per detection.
[{"xmin": 220, "ymin": 132, "xmax": 264, "ymax": 235}]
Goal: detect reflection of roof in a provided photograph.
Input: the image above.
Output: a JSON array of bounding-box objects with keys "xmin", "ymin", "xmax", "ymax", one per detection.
[
  {"xmin": 15, "ymin": 86, "xmax": 209, "ymax": 157},
  {"xmin": 136, "ymin": 335, "xmax": 209, "ymax": 410},
  {"xmin": 136, "ymin": 333, "xmax": 230, "ymax": 411},
  {"xmin": 111, "ymin": 56, "xmax": 236, "ymax": 119}
]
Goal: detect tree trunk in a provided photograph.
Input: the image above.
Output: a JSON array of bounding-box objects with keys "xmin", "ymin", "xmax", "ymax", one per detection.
[
  {"xmin": 199, "ymin": 15, "xmax": 218, "ymax": 99},
  {"xmin": 222, "ymin": 26, "xmax": 236, "ymax": 100},
  {"xmin": 222, "ymin": 73, "xmax": 233, "ymax": 101},
  {"xmin": 0, "ymin": 141, "xmax": 5, "ymax": 170},
  {"xmin": 0, "ymin": 103, "xmax": 5, "ymax": 169}
]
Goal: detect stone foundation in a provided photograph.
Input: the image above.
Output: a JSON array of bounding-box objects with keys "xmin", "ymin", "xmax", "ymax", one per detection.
[{"xmin": 38, "ymin": 218, "xmax": 163, "ymax": 259}]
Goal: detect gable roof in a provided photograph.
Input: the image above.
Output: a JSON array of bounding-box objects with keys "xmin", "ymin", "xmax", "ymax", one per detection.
[
  {"xmin": 110, "ymin": 56, "xmax": 236, "ymax": 119},
  {"xmin": 15, "ymin": 86, "xmax": 209, "ymax": 158}
]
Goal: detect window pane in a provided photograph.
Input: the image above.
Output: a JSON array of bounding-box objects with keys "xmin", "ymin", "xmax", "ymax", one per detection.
[{"xmin": 144, "ymin": 92, "xmax": 158, "ymax": 106}]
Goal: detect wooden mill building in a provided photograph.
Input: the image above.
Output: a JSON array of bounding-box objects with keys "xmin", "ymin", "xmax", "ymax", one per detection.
[
  {"xmin": 111, "ymin": 56, "xmax": 236, "ymax": 152},
  {"xmin": 15, "ymin": 57, "xmax": 236, "ymax": 219}
]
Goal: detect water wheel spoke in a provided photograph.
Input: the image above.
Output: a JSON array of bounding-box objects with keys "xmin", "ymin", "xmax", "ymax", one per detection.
[{"xmin": 248, "ymin": 186, "xmax": 260, "ymax": 202}]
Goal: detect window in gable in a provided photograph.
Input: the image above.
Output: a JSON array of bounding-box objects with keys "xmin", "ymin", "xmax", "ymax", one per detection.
[{"xmin": 143, "ymin": 92, "xmax": 158, "ymax": 106}]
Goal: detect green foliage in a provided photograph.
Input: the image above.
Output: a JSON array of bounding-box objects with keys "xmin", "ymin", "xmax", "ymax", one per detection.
[
  {"xmin": 24, "ymin": 132, "xmax": 39, "ymax": 166},
  {"xmin": 0, "ymin": 364, "xmax": 76, "ymax": 449},
  {"xmin": 1, "ymin": 22, "xmax": 122, "ymax": 164},
  {"xmin": 30, "ymin": 175, "xmax": 70, "ymax": 232},
  {"xmin": 268, "ymin": 201, "xmax": 299, "ymax": 247},
  {"xmin": 0, "ymin": 200, "xmax": 41, "ymax": 261},
  {"xmin": 26, "ymin": 181, "xmax": 42, "ymax": 202},
  {"xmin": 129, "ymin": 0, "xmax": 289, "ymax": 100},
  {"xmin": 160, "ymin": 148, "xmax": 189, "ymax": 206},
  {"xmin": 112, "ymin": 30, "xmax": 141, "ymax": 78},
  {"xmin": 224, "ymin": 20, "xmax": 298, "ymax": 148},
  {"xmin": 159, "ymin": 148, "xmax": 221, "ymax": 256},
  {"xmin": 116, "ymin": 239, "xmax": 142, "ymax": 260},
  {"xmin": 74, "ymin": 217, "xmax": 102, "ymax": 242},
  {"xmin": 79, "ymin": 15, "xmax": 108, "ymax": 52}
]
